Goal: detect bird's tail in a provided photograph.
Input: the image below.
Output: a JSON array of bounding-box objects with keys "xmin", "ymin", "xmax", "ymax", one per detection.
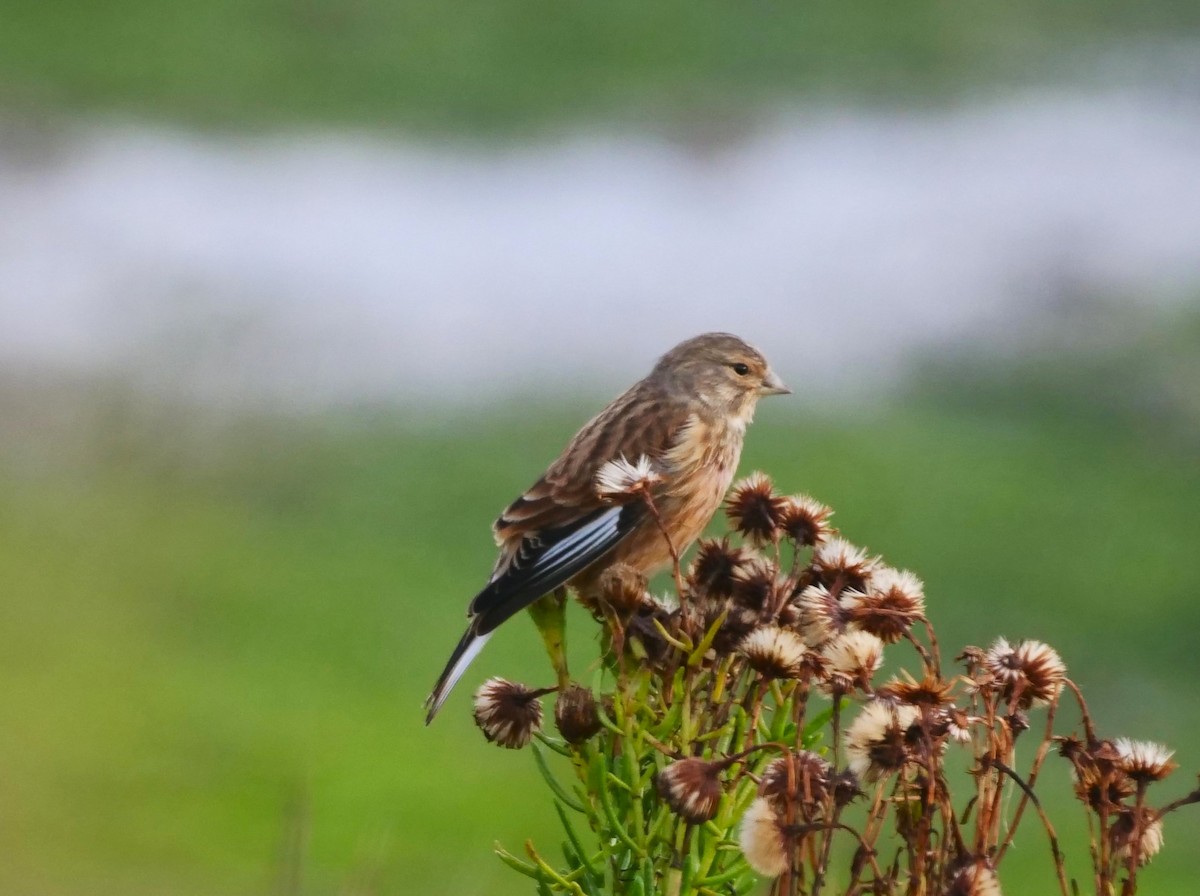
[{"xmin": 424, "ymin": 626, "xmax": 493, "ymax": 724}]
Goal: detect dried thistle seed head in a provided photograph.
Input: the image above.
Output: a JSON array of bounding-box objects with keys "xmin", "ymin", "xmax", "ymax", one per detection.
[
  {"xmin": 1069, "ymin": 753, "xmax": 1135, "ymax": 810},
  {"xmin": 779, "ymin": 494, "xmax": 833, "ymax": 547},
  {"xmin": 843, "ymin": 567, "xmax": 925, "ymax": 643},
  {"xmin": 730, "ymin": 556, "xmax": 780, "ymax": 614},
  {"xmin": 594, "ymin": 454, "xmax": 662, "ymax": 500},
  {"xmin": 1114, "ymin": 738, "xmax": 1178, "ymax": 783},
  {"xmin": 811, "ymin": 537, "xmax": 877, "ymax": 591},
  {"xmin": 726, "ymin": 472, "xmax": 787, "ymax": 545},
  {"xmin": 940, "ymin": 708, "xmax": 976, "ymax": 745},
  {"xmin": 687, "ymin": 538, "xmax": 750, "ymax": 601},
  {"xmin": 759, "ymin": 750, "xmax": 831, "ymax": 818},
  {"xmin": 876, "ymin": 671, "xmax": 955, "ymax": 708},
  {"xmin": 655, "ymin": 758, "xmax": 725, "ymax": 824},
  {"xmin": 739, "ymin": 625, "xmax": 808, "ymax": 679},
  {"xmin": 623, "ymin": 594, "xmax": 676, "ymax": 664},
  {"xmin": 1110, "ymin": 807, "xmax": 1165, "ymax": 866},
  {"xmin": 554, "ymin": 683, "xmax": 603, "ymax": 745},
  {"xmin": 1055, "ymin": 734, "xmax": 1085, "ymax": 763},
  {"xmin": 820, "ymin": 630, "xmax": 885, "ymax": 694},
  {"xmin": 793, "ymin": 583, "xmax": 852, "ymax": 647},
  {"xmin": 945, "ymin": 859, "xmax": 1002, "ymax": 896},
  {"xmin": 472, "ymin": 678, "xmax": 544, "ymax": 749},
  {"xmin": 738, "ymin": 797, "xmax": 790, "ymax": 877},
  {"xmin": 595, "ymin": 562, "xmax": 650, "ymax": 615},
  {"xmin": 830, "ymin": 769, "xmax": 862, "ymax": 807},
  {"xmin": 844, "ymin": 700, "xmax": 921, "ymax": 782},
  {"xmin": 708, "ymin": 600, "xmax": 759, "ymax": 656},
  {"xmin": 957, "ymin": 645, "xmax": 986, "ymax": 672},
  {"xmin": 982, "ymin": 637, "xmax": 1066, "ymax": 709}
]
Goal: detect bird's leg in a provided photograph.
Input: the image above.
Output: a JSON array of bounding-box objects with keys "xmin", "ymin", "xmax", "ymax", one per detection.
[{"xmin": 528, "ymin": 587, "xmax": 570, "ymax": 691}]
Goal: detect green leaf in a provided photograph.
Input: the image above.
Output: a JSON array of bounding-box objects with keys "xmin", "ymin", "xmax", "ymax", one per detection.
[
  {"xmin": 494, "ymin": 843, "xmax": 543, "ymax": 880},
  {"xmin": 555, "ymin": 800, "xmax": 603, "ymax": 890},
  {"xmin": 533, "ymin": 741, "xmax": 589, "ymax": 814}
]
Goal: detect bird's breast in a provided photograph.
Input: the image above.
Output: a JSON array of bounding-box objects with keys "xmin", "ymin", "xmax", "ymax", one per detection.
[{"xmin": 658, "ymin": 415, "xmax": 745, "ymax": 539}]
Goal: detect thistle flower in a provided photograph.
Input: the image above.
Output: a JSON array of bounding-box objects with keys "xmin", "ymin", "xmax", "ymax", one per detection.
[
  {"xmin": 739, "ymin": 626, "xmax": 808, "ymax": 679},
  {"xmin": 983, "ymin": 638, "xmax": 1066, "ymax": 709},
  {"xmin": 687, "ymin": 538, "xmax": 749, "ymax": 601},
  {"xmin": 594, "ymin": 454, "xmax": 662, "ymax": 500},
  {"xmin": 820, "ymin": 630, "xmax": 885, "ymax": 693},
  {"xmin": 594, "ymin": 562, "xmax": 651, "ymax": 615},
  {"xmin": 472, "ymin": 678, "xmax": 545, "ymax": 749},
  {"xmin": 811, "ymin": 537, "xmax": 877, "ymax": 591},
  {"xmin": 793, "ymin": 583, "xmax": 852, "ymax": 647},
  {"xmin": 726, "ymin": 472, "xmax": 786, "ymax": 545},
  {"xmin": 945, "ymin": 858, "xmax": 1003, "ymax": 896},
  {"xmin": 843, "ymin": 567, "xmax": 925, "ymax": 643},
  {"xmin": 554, "ymin": 683, "xmax": 603, "ymax": 745},
  {"xmin": 708, "ymin": 600, "xmax": 759, "ymax": 656},
  {"xmin": 759, "ymin": 750, "xmax": 831, "ymax": 819},
  {"xmin": 941, "ymin": 708, "xmax": 976, "ymax": 745},
  {"xmin": 738, "ymin": 797, "xmax": 790, "ymax": 877},
  {"xmin": 1110, "ymin": 807, "xmax": 1165, "ymax": 866},
  {"xmin": 655, "ymin": 757, "xmax": 725, "ymax": 824},
  {"xmin": 624, "ymin": 596, "xmax": 677, "ymax": 665},
  {"xmin": 730, "ymin": 556, "xmax": 780, "ymax": 614},
  {"xmin": 1114, "ymin": 738, "xmax": 1178, "ymax": 783},
  {"xmin": 876, "ymin": 671, "xmax": 955, "ymax": 708},
  {"xmin": 779, "ymin": 494, "xmax": 833, "ymax": 547},
  {"xmin": 845, "ymin": 700, "xmax": 921, "ymax": 782},
  {"xmin": 1062, "ymin": 738, "xmax": 1135, "ymax": 810}
]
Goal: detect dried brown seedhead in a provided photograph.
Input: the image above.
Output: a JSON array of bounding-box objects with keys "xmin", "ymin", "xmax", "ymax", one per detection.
[
  {"xmin": 820, "ymin": 630, "xmax": 885, "ymax": 694},
  {"xmin": 793, "ymin": 583, "xmax": 852, "ymax": 647},
  {"xmin": 595, "ymin": 562, "xmax": 650, "ymax": 615},
  {"xmin": 656, "ymin": 757, "xmax": 725, "ymax": 824},
  {"xmin": 876, "ymin": 670, "xmax": 956, "ymax": 708},
  {"xmin": 738, "ymin": 797, "xmax": 790, "ymax": 877},
  {"xmin": 982, "ymin": 637, "xmax": 1066, "ymax": 709},
  {"xmin": 594, "ymin": 454, "xmax": 662, "ymax": 501},
  {"xmin": 472, "ymin": 678, "xmax": 546, "ymax": 750},
  {"xmin": 845, "ymin": 700, "xmax": 921, "ymax": 783},
  {"xmin": 739, "ymin": 625, "xmax": 808, "ymax": 680},
  {"xmin": 1110, "ymin": 806, "xmax": 1165, "ymax": 866},
  {"xmin": 779, "ymin": 494, "xmax": 833, "ymax": 547},
  {"xmin": 759, "ymin": 750, "xmax": 831, "ymax": 819},
  {"xmin": 730, "ymin": 556, "xmax": 780, "ymax": 615},
  {"xmin": 554, "ymin": 683, "xmax": 604, "ymax": 745},
  {"xmin": 726, "ymin": 472, "xmax": 787, "ymax": 546},
  {"xmin": 811, "ymin": 537, "xmax": 878, "ymax": 592},
  {"xmin": 687, "ymin": 538, "xmax": 750, "ymax": 602},
  {"xmin": 1115, "ymin": 738, "xmax": 1178, "ymax": 783},
  {"xmin": 945, "ymin": 858, "xmax": 1002, "ymax": 896},
  {"xmin": 843, "ymin": 567, "xmax": 925, "ymax": 643}
]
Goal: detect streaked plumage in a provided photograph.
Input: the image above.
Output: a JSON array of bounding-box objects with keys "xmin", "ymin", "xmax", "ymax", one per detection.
[{"xmin": 425, "ymin": 333, "xmax": 789, "ymax": 722}]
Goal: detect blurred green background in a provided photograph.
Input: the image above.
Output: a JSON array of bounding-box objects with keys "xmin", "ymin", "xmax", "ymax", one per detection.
[{"xmin": 2, "ymin": 2, "xmax": 1200, "ymax": 894}]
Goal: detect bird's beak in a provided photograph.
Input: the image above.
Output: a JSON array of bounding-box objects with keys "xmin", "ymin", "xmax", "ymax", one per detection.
[{"xmin": 759, "ymin": 369, "xmax": 791, "ymax": 396}]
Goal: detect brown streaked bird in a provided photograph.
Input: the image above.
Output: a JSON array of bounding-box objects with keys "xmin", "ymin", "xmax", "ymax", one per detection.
[{"xmin": 424, "ymin": 332, "xmax": 789, "ymax": 722}]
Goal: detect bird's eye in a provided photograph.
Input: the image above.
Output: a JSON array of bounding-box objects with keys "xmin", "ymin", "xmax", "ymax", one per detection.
[{"xmin": 731, "ymin": 363, "xmax": 750, "ymax": 376}]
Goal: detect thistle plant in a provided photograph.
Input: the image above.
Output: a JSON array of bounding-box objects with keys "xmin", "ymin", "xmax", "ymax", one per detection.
[{"xmin": 469, "ymin": 470, "xmax": 1197, "ymax": 896}]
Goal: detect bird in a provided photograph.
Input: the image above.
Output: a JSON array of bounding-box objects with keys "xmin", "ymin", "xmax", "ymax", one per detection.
[{"xmin": 424, "ymin": 332, "xmax": 790, "ymax": 722}]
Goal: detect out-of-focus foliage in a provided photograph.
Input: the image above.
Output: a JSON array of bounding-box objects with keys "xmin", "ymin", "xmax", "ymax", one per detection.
[
  {"xmin": 1, "ymin": 0, "xmax": 1199, "ymax": 130},
  {"xmin": 912, "ymin": 304, "xmax": 1200, "ymax": 449}
]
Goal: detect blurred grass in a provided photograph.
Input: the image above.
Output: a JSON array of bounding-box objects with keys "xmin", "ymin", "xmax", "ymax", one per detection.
[
  {"xmin": 1, "ymin": 383, "xmax": 1198, "ymax": 895},
  {"xmin": 1, "ymin": 0, "xmax": 1199, "ymax": 130}
]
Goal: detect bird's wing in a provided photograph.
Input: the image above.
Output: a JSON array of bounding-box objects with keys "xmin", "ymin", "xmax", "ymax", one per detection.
[{"xmin": 466, "ymin": 380, "xmax": 692, "ymax": 634}]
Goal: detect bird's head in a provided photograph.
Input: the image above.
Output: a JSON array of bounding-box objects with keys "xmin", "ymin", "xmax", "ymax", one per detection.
[{"xmin": 654, "ymin": 333, "xmax": 790, "ymax": 422}]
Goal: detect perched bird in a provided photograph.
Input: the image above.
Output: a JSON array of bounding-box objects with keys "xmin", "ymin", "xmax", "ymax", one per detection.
[{"xmin": 424, "ymin": 332, "xmax": 789, "ymax": 722}]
